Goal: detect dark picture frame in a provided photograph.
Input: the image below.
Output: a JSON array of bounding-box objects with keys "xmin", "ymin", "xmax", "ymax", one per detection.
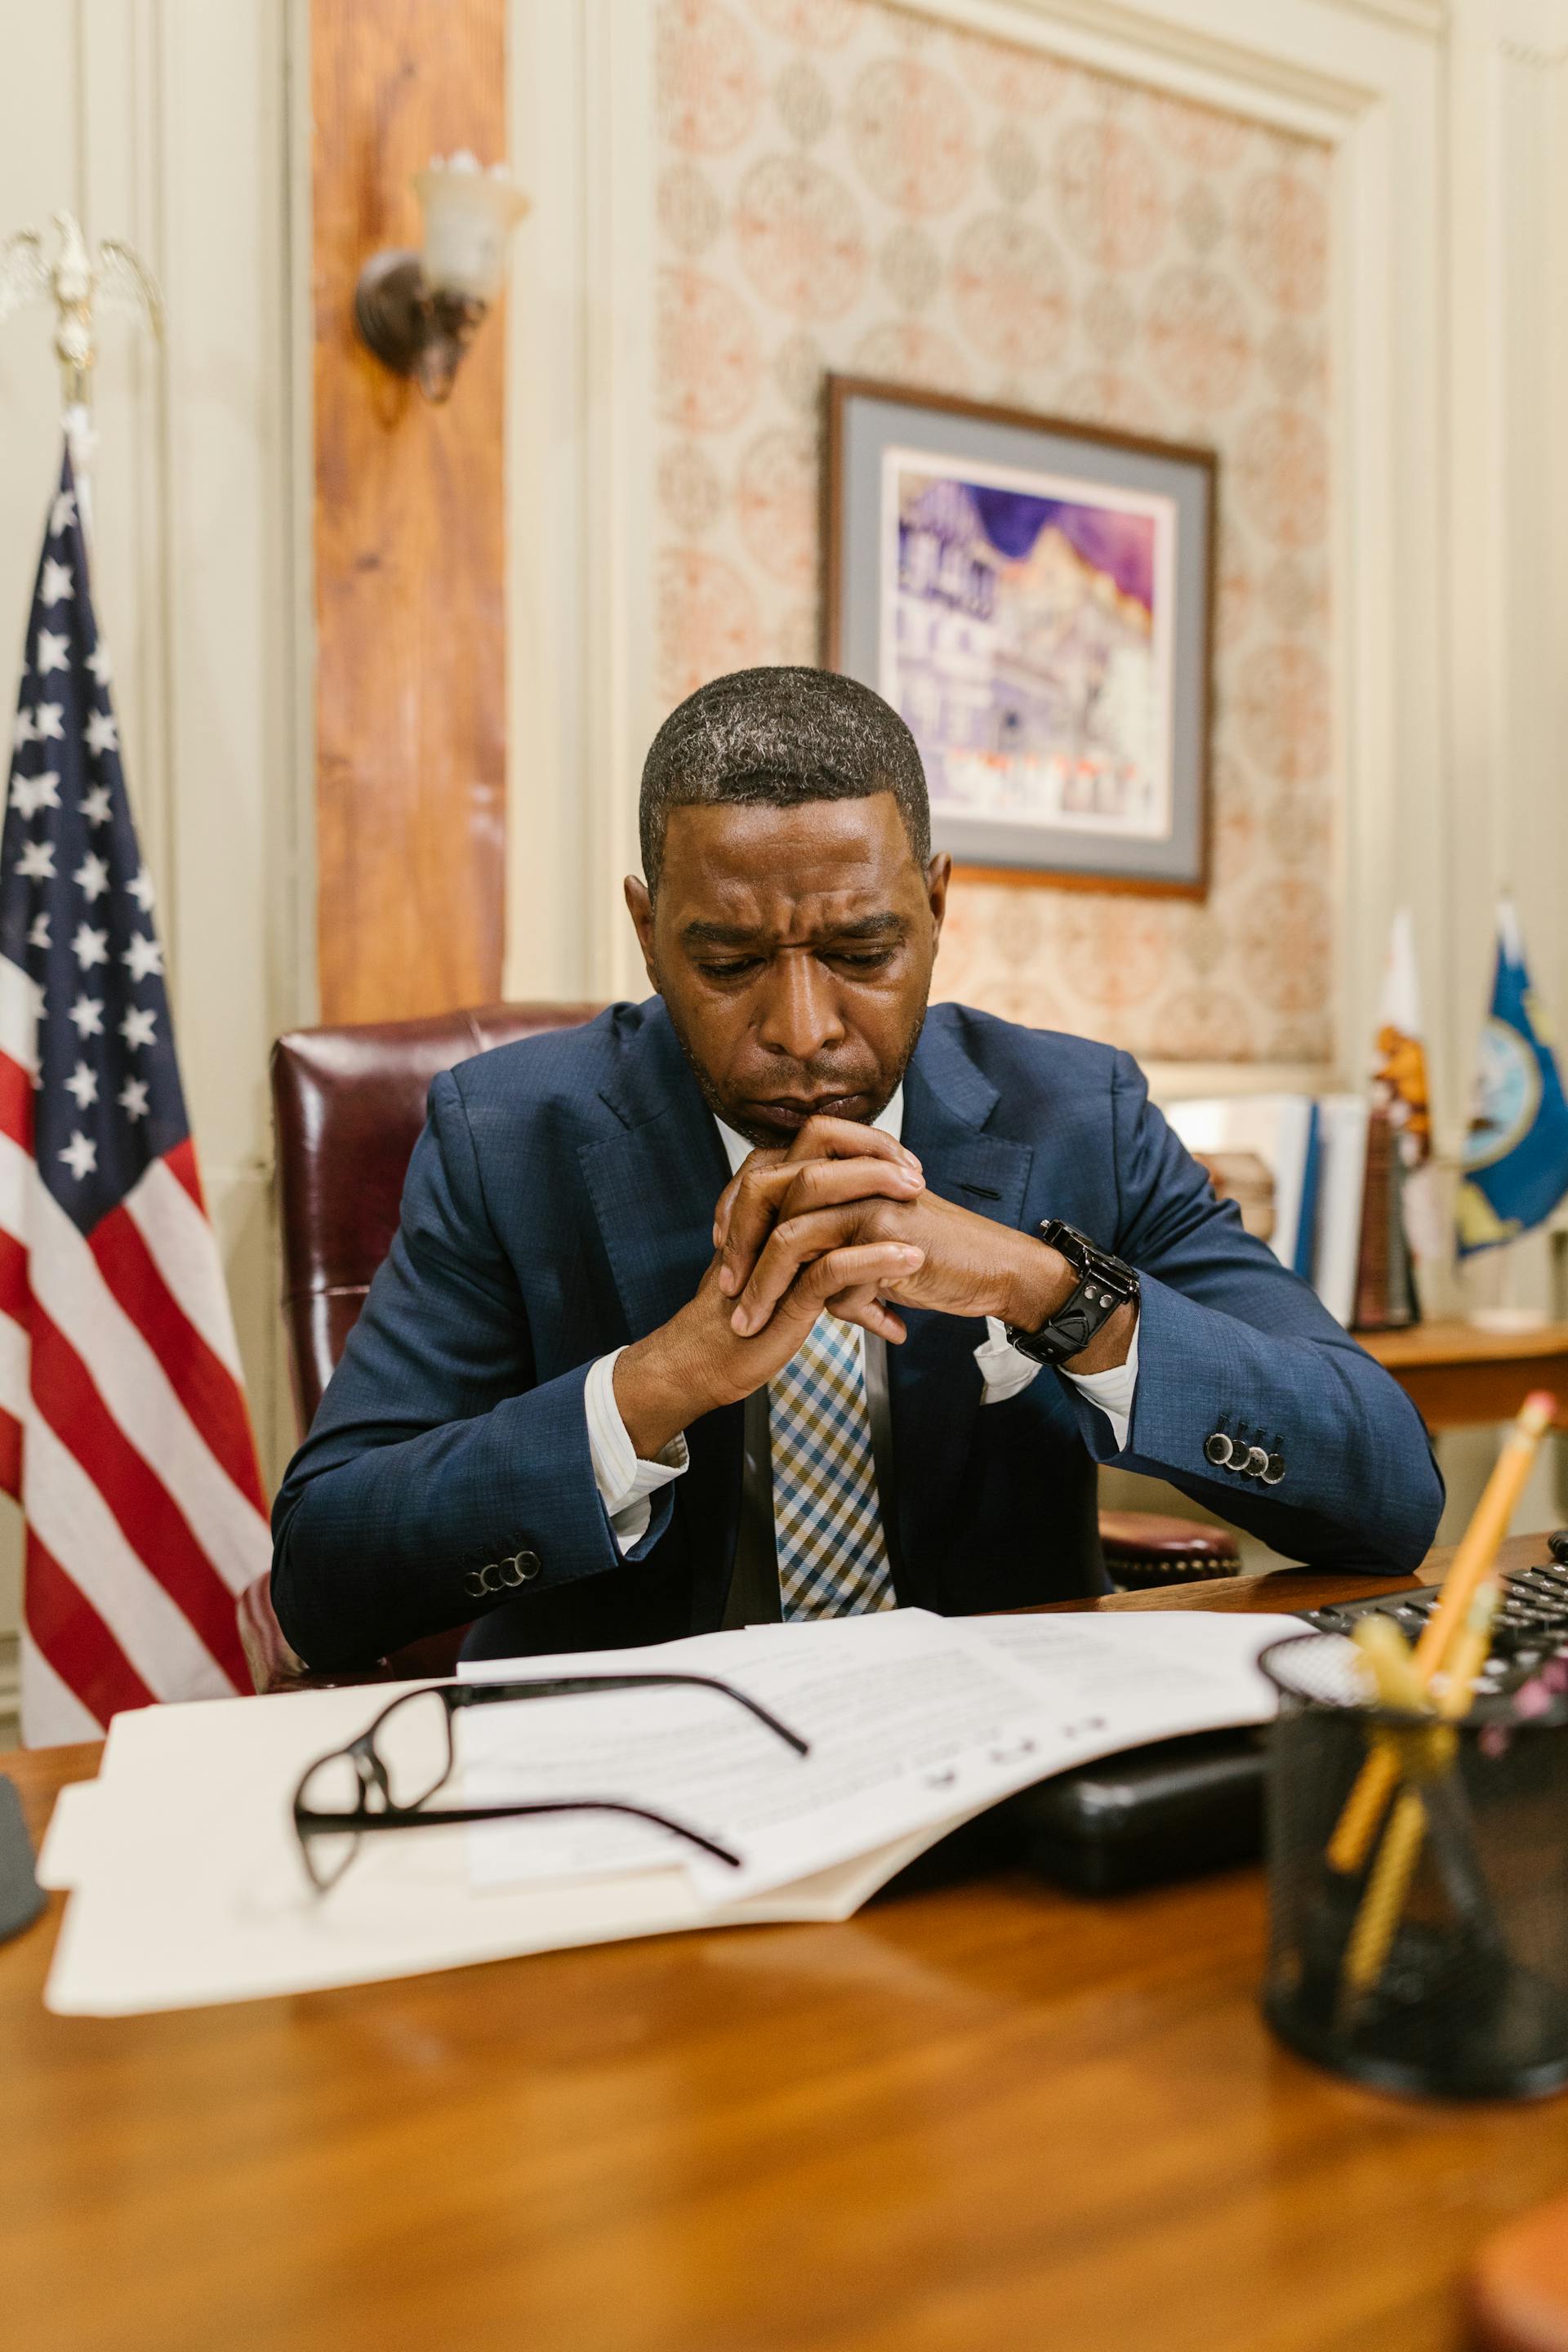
[{"xmin": 822, "ymin": 376, "xmax": 1218, "ymax": 898}]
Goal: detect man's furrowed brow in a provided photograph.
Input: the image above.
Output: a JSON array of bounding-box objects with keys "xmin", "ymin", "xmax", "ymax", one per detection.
[
  {"xmin": 831, "ymin": 913, "xmax": 908, "ymax": 941},
  {"xmin": 679, "ymin": 912, "xmax": 908, "ymax": 947},
  {"xmin": 681, "ymin": 920, "xmax": 768, "ymax": 947}
]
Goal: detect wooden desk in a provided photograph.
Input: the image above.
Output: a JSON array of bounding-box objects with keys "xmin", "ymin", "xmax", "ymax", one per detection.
[
  {"xmin": 1471, "ymin": 2185, "xmax": 1568, "ymax": 2351},
  {"xmin": 4, "ymin": 1539, "xmax": 1565, "ymax": 2352},
  {"xmin": 1359, "ymin": 1316, "xmax": 1568, "ymax": 1432}
]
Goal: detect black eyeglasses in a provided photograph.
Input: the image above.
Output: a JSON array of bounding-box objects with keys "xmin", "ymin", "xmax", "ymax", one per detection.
[{"xmin": 292, "ymin": 1671, "xmax": 810, "ymax": 1894}]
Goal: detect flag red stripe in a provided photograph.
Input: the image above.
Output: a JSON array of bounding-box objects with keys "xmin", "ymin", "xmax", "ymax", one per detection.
[
  {"xmin": 0, "ymin": 1401, "xmax": 20, "ymax": 1502},
  {"xmin": 166, "ymin": 1135, "xmax": 206, "ymax": 1211},
  {"xmin": 0, "ymin": 1141, "xmax": 268, "ymax": 1590},
  {"xmin": 0, "ymin": 1230, "xmax": 250, "ymax": 1687},
  {"xmin": 88, "ymin": 1203, "xmax": 268, "ymax": 1513},
  {"xmin": 0, "ymin": 1235, "xmax": 25, "ymax": 1325},
  {"xmin": 0, "ymin": 1046, "xmax": 32, "ymax": 1152},
  {"xmin": 24, "ymin": 1526, "xmax": 154, "ymax": 1725}
]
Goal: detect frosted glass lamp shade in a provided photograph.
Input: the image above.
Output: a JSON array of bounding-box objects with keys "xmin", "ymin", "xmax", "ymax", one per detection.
[{"xmin": 415, "ymin": 154, "xmax": 528, "ymax": 303}]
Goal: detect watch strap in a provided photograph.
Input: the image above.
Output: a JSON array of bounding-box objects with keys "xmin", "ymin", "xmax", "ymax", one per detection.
[{"xmin": 1005, "ymin": 1222, "xmax": 1138, "ymax": 1368}]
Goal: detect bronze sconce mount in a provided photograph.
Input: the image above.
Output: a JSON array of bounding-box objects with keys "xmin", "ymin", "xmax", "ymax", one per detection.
[{"xmin": 354, "ymin": 250, "xmax": 486, "ymax": 406}]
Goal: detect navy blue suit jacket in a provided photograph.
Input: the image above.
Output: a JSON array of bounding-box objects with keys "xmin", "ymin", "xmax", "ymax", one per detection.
[{"xmin": 270, "ymin": 999, "xmax": 1444, "ymax": 1668}]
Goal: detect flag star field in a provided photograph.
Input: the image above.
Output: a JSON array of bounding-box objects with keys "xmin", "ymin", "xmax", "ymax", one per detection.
[{"xmin": 1, "ymin": 460, "xmax": 187, "ymax": 1237}]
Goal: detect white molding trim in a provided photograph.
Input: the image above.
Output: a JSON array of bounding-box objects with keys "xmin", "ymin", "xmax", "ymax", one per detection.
[
  {"xmin": 581, "ymin": 0, "xmax": 657, "ymax": 1004},
  {"xmin": 285, "ymin": 0, "xmax": 320, "ymax": 1028},
  {"xmin": 923, "ymin": 0, "xmax": 1385, "ymax": 129},
  {"xmin": 1143, "ymin": 1063, "xmax": 1339, "ymax": 1101},
  {"xmin": 506, "ymin": 0, "xmax": 591, "ymax": 1001},
  {"xmin": 1330, "ymin": 0, "xmax": 1446, "ymax": 34},
  {"xmin": 506, "ymin": 0, "xmax": 657, "ymax": 1005}
]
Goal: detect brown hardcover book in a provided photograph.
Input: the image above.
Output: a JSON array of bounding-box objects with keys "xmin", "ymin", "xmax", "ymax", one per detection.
[{"xmin": 1353, "ymin": 1105, "xmax": 1419, "ymax": 1330}]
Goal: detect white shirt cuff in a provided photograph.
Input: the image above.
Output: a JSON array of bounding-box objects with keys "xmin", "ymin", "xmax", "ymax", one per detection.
[
  {"xmin": 584, "ymin": 1348, "xmax": 689, "ymax": 1555},
  {"xmin": 1062, "ymin": 1316, "xmax": 1139, "ymax": 1452},
  {"xmin": 974, "ymin": 1317, "xmax": 1044, "ymax": 1405},
  {"xmin": 974, "ymin": 1314, "xmax": 1139, "ymax": 1452}
]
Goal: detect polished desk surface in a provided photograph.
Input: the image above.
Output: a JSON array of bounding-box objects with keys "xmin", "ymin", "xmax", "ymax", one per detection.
[
  {"xmin": 1357, "ymin": 1318, "xmax": 1568, "ymax": 1430},
  {"xmin": 5, "ymin": 1536, "xmax": 1567, "ymax": 2352}
]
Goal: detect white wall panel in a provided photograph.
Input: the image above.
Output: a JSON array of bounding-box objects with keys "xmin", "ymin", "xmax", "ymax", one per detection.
[{"xmin": 0, "ymin": 0, "xmax": 308, "ymax": 1740}]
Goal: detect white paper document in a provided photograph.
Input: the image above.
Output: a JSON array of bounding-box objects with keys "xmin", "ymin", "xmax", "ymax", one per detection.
[
  {"xmin": 972, "ymin": 1609, "xmax": 1287, "ymax": 1726},
  {"xmin": 42, "ymin": 1606, "xmax": 1301, "ymax": 2016},
  {"xmin": 461, "ymin": 1610, "xmax": 1067, "ymax": 1900}
]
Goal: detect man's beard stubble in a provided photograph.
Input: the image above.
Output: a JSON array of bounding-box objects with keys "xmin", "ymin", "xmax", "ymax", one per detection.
[{"xmin": 656, "ymin": 982, "xmax": 930, "ymax": 1152}]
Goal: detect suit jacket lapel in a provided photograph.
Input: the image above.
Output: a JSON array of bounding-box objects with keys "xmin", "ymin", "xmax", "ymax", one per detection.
[
  {"xmin": 579, "ymin": 1004, "xmax": 729, "ymax": 1339},
  {"xmin": 577, "ymin": 1003, "xmax": 742, "ymax": 1630},
  {"xmin": 892, "ymin": 1015, "xmax": 1034, "ymax": 1606}
]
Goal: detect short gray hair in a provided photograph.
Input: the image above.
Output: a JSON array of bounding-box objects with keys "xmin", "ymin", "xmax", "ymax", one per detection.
[{"xmin": 639, "ymin": 666, "xmax": 931, "ymax": 890}]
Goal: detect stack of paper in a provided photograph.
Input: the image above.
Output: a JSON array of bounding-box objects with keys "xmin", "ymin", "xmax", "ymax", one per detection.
[{"xmin": 38, "ymin": 1606, "xmax": 1301, "ymax": 2016}]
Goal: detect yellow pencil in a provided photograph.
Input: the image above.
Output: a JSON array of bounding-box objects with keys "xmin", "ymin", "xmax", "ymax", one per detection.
[
  {"xmin": 1352, "ymin": 1614, "xmax": 1431, "ymax": 1713},
  {"xmin": 1326, "ymin": 1389, "xmax": 1556, "ymax": 1876},
  {"xmin": 1337, "ymin": 1574, "xmax": 1502, "ymax": 2011}
]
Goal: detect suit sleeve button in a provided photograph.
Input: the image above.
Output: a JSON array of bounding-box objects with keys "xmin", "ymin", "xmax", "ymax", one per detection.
[
  {"xmin": 1263, "ymin": 1454, "xmax": 1285, "ymax": 1486},
  {"xmin": 1204, "ymin": 1432, "xmax": 1234, "ymax": 1468},
  {"xmin": 498, "ymin": 1550, "xmax": 541, "ymax": 1586},
  {"xmin": 1243, "ymin": 1445, "xmax": 1271, "ymax": 1479},
  {"xmin": 466, "ymin": 1564, "xmax": 499, "ymax": 1597}
]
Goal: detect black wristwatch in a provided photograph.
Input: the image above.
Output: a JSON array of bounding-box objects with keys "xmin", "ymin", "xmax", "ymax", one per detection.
[{"xmin": 1004, "ymin": 1219, "xmax": 1140, "ymax": 1367}]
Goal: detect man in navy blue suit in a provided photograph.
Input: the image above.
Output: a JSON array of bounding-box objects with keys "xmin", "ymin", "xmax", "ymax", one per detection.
[{"xmin": 271, "ymin": 666, "xmax": 1442, "ymax": 1668}]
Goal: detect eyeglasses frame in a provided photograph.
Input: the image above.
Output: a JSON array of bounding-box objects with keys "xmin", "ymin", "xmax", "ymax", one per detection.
[{"xmin": 291, "ymin": 1669, "xmax": 811, "ymax": 1894}]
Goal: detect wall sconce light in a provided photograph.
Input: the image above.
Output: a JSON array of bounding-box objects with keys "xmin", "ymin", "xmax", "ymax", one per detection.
[{"xmin": 354, "ymin": 152, "xmax": 528, "ymax": 404}]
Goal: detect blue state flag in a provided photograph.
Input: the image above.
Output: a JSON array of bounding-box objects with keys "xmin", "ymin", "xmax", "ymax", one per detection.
[{"xmin": 1457, "ymin": 900, "xmax": 1568, "ymax": 1254}]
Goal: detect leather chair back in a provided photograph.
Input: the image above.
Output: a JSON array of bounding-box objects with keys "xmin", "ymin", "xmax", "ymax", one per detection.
[{"xmin": 271, "ymin": 1002, "xmax": 603, "ymax": 1431}]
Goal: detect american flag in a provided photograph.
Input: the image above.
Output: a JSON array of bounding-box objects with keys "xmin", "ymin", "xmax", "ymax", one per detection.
[{"xmin": 2, "ymin": 448, "xmax": 269, "ymax": 1744}]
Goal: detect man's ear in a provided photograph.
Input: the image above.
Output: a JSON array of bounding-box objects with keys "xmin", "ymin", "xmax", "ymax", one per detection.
[
  {"xmin": 925, "ymin": 851, "xmax": 952, "ymax": 942},
  {"xmin": 624, "ymin": 875, "xmax": 659, "ymax": 989}
]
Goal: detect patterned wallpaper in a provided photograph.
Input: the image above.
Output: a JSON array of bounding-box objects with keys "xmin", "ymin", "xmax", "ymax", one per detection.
[{"xmin": 653, "ymin": 0, "xmax": 1334, "ymax": 1065}]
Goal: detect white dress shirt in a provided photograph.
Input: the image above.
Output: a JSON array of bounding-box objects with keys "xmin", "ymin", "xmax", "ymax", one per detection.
[{"xmin": 584, "ymin": 1085, "xmax": 1139, "ymax": 1551}]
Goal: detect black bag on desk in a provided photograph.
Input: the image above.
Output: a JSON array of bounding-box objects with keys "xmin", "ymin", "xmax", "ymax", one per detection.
[
  {"xmin": 875, "ymin": 1730, "xmax": 1268, "ymax": 1902},
  {"xmin": 0, "ymin": 1774, "xmax": 44, "ymax": 1942},
  {"xmin": 1000, "ymin": 1728, "xmax": 1267, "ymax": 1895}
]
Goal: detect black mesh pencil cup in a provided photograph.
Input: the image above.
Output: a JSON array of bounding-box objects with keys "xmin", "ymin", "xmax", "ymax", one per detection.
[{"xmin": 1258, "ymin": 1632, "xmax": 1568, "ymax": 2100}]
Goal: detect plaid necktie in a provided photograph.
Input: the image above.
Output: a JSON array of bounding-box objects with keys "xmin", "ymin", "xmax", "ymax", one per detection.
[{"xmin": 768, "ymin": 1314, "xmax": 898, "ymax": 1620}]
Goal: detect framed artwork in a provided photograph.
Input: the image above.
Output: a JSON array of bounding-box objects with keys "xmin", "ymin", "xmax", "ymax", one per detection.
[{"xmin": 822, "ymin": 376, "xmax": 1217, "ymax": 897}]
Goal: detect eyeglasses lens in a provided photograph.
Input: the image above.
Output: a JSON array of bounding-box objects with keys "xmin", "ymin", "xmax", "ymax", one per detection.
[
  {"xmin": 297, "ymin": 1749, "xmax": 364, "ymax": 1891},
  {"xmin": 377, "ymin": 1688, "xmax": 454, "ymax": 1811}
]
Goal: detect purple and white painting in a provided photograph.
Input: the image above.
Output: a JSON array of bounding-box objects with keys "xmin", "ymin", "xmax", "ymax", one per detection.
[{"xmin": 880, "ymin": 448, "xmax": 1178, "ymax": 844}]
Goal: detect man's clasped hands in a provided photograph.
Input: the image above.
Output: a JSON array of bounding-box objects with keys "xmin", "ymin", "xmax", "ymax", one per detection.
[{"xmin": 611, "ymin": 1115, "xmax": 1081, "ymax": 1461}]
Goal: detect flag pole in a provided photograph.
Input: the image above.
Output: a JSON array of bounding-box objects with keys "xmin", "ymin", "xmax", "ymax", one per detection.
[
  {"xmin": 62, "ymin": 405, "xmax": 96, "ymax": 555},
  {"xmin": 52, "ymin": 214, "xmax": 98, "ymax": 550},
  {"xmin": 0, "ymin": 210, "xmax": 164, "ymax": 554}
]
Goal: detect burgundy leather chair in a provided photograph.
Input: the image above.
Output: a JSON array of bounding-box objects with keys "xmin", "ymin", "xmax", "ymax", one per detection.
[
  {"xmin": 239, "ymin": 1002, "xmax": 1237, "ymax": 1694},
  {"xmin": 242, "ymin": 1004, "xmax": 598, "ymax": 1694}
]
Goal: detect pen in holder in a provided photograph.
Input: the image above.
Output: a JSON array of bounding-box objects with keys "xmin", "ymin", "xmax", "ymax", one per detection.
[{"xmin": 1258, "ymin": 1629, "xmax": 1568, "ymax": 2099}]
